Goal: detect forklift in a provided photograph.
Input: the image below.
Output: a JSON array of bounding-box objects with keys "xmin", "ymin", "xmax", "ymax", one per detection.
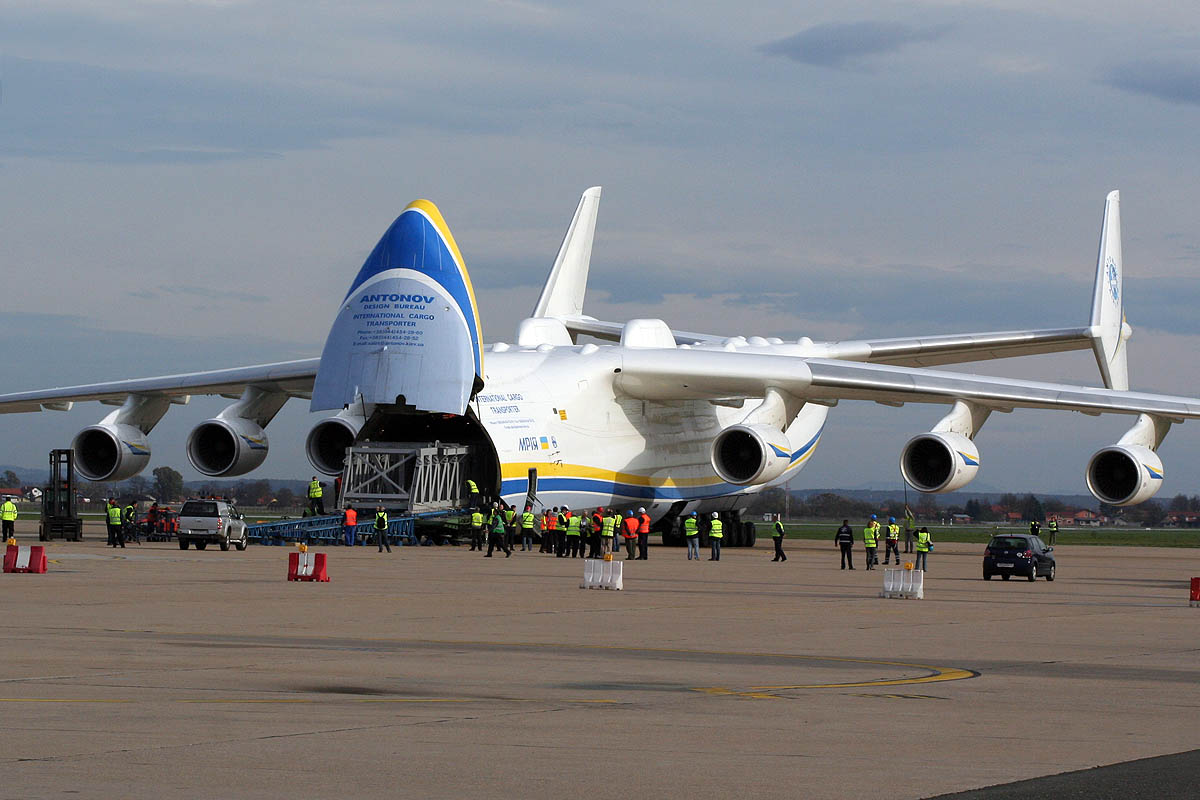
[{"xmin": 39, "ymin": 449, "xmax": 83, "ymax": 542}]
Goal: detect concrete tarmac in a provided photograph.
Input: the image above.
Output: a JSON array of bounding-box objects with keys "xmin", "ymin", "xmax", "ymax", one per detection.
[{"xmin": 2, "ymin": 526, "xmax": 1199, "ymax": 799}]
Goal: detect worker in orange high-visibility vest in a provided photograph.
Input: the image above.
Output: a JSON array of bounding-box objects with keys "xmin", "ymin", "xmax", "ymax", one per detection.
[
  {"xmin": 621, "ymin": 510, "xmax": 639, "ymax": 560},
  {"xmin": 636, "ymin": 507, "xmax": 651, "ymax": 560}
]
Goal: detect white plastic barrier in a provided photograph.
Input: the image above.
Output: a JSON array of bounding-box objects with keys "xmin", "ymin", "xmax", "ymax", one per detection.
[
  {"xmin": 880, "ymin": 568, "xmax": 923, "ymax": 599},
  {"xmin": 581, "ymin": 559, "xmax": 623, "ymax": 590}
]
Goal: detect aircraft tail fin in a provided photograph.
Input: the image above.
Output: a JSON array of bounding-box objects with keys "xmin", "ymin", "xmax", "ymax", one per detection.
[
  {"xmin": 532, "ymin": 187, "xmax": 602, "ymax": 319},
  {"xmin": 1089, "ymin": 190, "xmax": 1131, "ymax": 390}
]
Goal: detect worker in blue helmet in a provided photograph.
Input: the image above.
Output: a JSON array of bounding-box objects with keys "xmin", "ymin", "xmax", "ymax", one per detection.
[{"xmin": 884, "ymin": 516, "xmax": 901, "ymax": 564}]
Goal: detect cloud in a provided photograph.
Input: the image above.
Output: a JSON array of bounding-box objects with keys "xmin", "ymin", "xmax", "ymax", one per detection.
[
  {"xmin": 760, "ymin": 21, "xmax": 949, "ymax": 69},
  {"xmin": 1104, "ymin": 59, "xmax": 1200, "ymax": 106}
]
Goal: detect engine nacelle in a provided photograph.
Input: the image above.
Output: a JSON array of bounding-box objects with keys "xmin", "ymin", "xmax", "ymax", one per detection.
[
  {"xmin": 306, "ymin": 410, "xmax": 364, "ymax": 476},
  {"xmin": 1086, "ymin": 444, "xmax": 1164, "ymax": 506},
  {"xmin": 186, "ymin": 417, "xmax": 269, "ymax": 477},
  {"xmin": 72, "ymin": 423, "xmax": 151, "ymax": 482},
  {"xmin": 711, "ymin": 424, "xmax": 792, "ymax": 486},
  {"xmin": 900, "ymin": 431, "xmax": 980, "ymax": 493}
]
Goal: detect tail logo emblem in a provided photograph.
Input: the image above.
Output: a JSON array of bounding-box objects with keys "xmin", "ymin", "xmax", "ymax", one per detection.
[{"xmin": 1106, "ymin": 257, "xmax": 1119, "ymax": 304}]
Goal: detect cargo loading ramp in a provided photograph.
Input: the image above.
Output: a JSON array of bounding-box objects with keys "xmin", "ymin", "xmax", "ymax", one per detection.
[{"xmin": 339, "ymin": 441, "xmax": 469, "ymax": 514}]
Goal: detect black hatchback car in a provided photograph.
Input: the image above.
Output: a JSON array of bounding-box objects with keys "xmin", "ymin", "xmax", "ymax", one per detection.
[{"xmin": 983, "ymin": 534, "xmax": 1056, "ymax": 581}]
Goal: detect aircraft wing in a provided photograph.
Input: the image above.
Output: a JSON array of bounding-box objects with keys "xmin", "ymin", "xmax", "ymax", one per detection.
[
  {"xmin": 612, "ymin": 348, "xmax": 1200, "ymax": 420},
  {"xmin": 0, "ymin": 359, "xmax": 319, "ymax": 413},
  {"xmin": 813, "ymin": 327, "xmax": 1095, "ymax": 367}
]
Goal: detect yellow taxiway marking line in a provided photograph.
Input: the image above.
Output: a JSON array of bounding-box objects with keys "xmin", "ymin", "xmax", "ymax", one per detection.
[
  {"xmin": 693, "ymin": 657, "xmax": 977, "ymax": 698},
  {"xmin": 0, "ymin": 697, "xmax": 617, "ymax": 705}
]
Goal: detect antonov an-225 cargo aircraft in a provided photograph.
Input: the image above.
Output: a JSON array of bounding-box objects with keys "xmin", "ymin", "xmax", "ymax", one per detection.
[{"xmin": 2, "ymin": 188, "xmax": 1197, "ymax": 541}]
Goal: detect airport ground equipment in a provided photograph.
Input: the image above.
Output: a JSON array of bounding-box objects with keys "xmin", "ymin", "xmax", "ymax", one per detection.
[
  {"xmin": 287, "ymin": 548, "xmax": 329, "ymax": 582},
  {"xmin": 581, "ymin": 558, "xmax": 623, "ymax": 590},
  {"xmin": 246, "ymin": 513, "xmax": 419, "ymax": 547},
  {"xmin": 1191, "ymin": 577, "xmax": 1199, "ymax": 607},
  {"xmin": 4, "ymin": 544, "xmax": 48, "ymax": 574},
  {"xmin": 39, "ymin": 449, "xmax": 82, "ymax": 542},
  {"xmin": 880, "ymin": 567, "xmax": 924, "ymax": 600},
  {"xmin": 177, "ymin": 499, "xmax": 248, "ymax": 551},
  {"xmin": 339, "ymin": 442, "xmax": 468, "ymax": 514}
]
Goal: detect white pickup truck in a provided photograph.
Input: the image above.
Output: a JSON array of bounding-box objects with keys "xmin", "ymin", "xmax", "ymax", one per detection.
[{"xmin": 177, "ymin": 499, "xmax": 249, "ymax": 551}]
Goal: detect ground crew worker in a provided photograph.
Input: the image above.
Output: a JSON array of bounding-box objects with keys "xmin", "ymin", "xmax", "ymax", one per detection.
[
  {"xmin": 863, "ymin": 514, "xmax": 880, "ymax": 570},
  {"xmin": 621, "ymin": 510, "xmax": 639, "ymax": 559},
  {"xmin": 1, "ymin": 495, "xmax": 17, "ymax": 540},
  {"xmin": 466, "ymin": 478, "xmax": 480, "ymax": 509},
  {"xmin": 683, "ymin": 512, "xmax": 700, "ymax": 560},
  {"xmin": 914, "ymin": 526, "xmax": 932, "ymax": 571},
  {"xmin": 564, "ymin": 510, "xmax": 583, "ymax": 557},
  {"xmin": 708, "ymin": 512, "xmax": 723, "ymax": 560},
  {"xmin": 771, "ymin": 515, "xmax": 787, "ymax": 562},
  {"xmin": 520, "ymin": 506, "xmax": 536, "ymax": 551},
  {"xmin": 308, "ymin": 476, "xmax": 325, "ymax": 516},
  {"xmin": 589, "ymin": 508, "xmax": 604, "ymax": 558},
  {"xmin": 1047, "ymin": 517, "xmax": 1058, "ymax": 545},
  {"xmin": 374, "ymin": 505, "xmax": 391, "ymax": 553},
  {"xmin": 1029, "ymin": 519, "xmax": 1041, "ymax": 539},
  {"xmin": 636, "ymin": 507, "xmax": 651, "ymax": 560},
  {"xmin": 469, "ymin": 507, "xmax": 485, "ymax": 551},
  {"xmin": 884, "ymin": 517, "xmax": 901, "ymax": 564},
  {"xmin": 503, "ymin": 504, "xmax": 517, "ymax": 550},
  {"xmin": 835, "ymin": 519, "xmax": 854, "ymax": 569},
  {"xmin": 486, "ymin": 505, "xmax": 511, "ymax": 557},
  {"xmin": 343, "ymin": 504, "xmax": 358, "ymax": 547},
  {"xmin": 106, "ymin": 500, "xmax": 125, "ymax": 548},
  {"xmin": 556, "ymin": 506, "xmax": 571, "ymax": 557},
  {"xmin": 538, "ymin": 509, "xmax": 550, "ymax": 553},
  {"xmin": 600, "ymin": 509, "xmax": 617, "ymax": 556}
]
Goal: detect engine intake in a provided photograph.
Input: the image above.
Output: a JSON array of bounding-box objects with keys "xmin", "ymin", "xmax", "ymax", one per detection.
[
  {"xmin": 186, "ymin": 417, "xmax": 269, "ymax": 477},
  {"xmin": 711, "ymin": 424, "xmax": 791, "ymax": 486},
  {"xmin": 1086, "ymin": 444, "xmax": 1164, "ymax": 506},
  {"xmin": 900, "ymin": 431, "xmax": 980, "ymax": 493},
  {"xmin": 306, "ymin": 411, "xmax": 364, "ymax": 475},
  {"xmin": 72, "ymin": 423, "xmax": 151, "ymax": 482}
]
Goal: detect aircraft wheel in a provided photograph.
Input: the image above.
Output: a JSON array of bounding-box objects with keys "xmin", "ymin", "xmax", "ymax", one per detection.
[
  {"xmin": 743, "ymin": 522, "xmax": 756, "ymax": 548},
  {"xmin": 195, "ymin": 541, "xmax": 208, "ymax": 550},
  {"xmin": 178, "ymin": 539, "xmax": 189, "ymax": 550}
]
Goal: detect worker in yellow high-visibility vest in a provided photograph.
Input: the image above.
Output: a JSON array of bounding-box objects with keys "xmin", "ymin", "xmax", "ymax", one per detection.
[
  {"xmin": 884, "ymin": 518, "xmax": 901, "ymax": 564},
  {"xmin": 469, "ymin": 509, "xmax": 485, "ymax": 551},
  {"xmin": 519, "ymin": 506, "xmax": 536, "ymax": 551},
  {"xmin": 600, "ymin": 509, "xmax": 617, "ymax": 556},
  {"xmin": 307, "ymin": 477, "xmax": 325, "ymax": 516},
  {"xmin": 106, "ymin": 500, "xmax": 125, "ymax": 549},
  {"xmin": 914, "ymin": 527, "xmax": 932, "ymax": 572},
  {"xmin": 683, "ymin": 512, "xmax": 700, "ymax": 561},
  {"xmin": 0, "ymin": 496, "xmax": 17, "ymax": 540},
  {"xmin": 708, "ymin": 512, "xmax": 724, "ymax": 561},
  {"xmin": 863, "ymin": 515, "xmax": 880, "ymax": 570}
]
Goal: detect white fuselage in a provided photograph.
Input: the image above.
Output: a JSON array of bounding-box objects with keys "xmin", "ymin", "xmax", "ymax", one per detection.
[{"xmin": 474, "ymin": 343, "xmax": 827, "ymax": 517}]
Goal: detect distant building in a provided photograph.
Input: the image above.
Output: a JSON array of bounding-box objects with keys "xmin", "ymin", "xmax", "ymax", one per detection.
[{"xmin": 950, "ymin": 513, "xmax": 972, "ymax": 524}]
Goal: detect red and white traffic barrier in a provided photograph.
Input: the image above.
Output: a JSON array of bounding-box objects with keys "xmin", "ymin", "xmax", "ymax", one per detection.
[
  {"xmin": 4, "ymin": 544, "xmax": 48, "ymax": 574},
  {"xmin": 1190, "ymin": 577, "xmax": 1199, "ymax": 608},
  {"xmin": 288, "ymin": 550, "xmax": 329, "ymax": 582}
]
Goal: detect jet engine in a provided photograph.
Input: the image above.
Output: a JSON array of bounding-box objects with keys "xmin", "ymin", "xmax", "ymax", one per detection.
[
  {"xmin": 71, "ymin": 423, "xmax": 151, "ymax": 482},
  {"xmin": 306, "ymin": 409, "xmax": 365, "ymax": 476},
  {"xmin": 1086, "ymin": 445, "xmax": 1164, "ymax": 506},
  {"xmin": 711, "ymin": 424, "xmax": 792, "ymax": 486},
  {"xmin": 186, "ymin": 417, "xmax": 269, "ymax": 477},
  {"xmin": 900, "ymin": 431, "xmax": 980, "ymax": 493}
]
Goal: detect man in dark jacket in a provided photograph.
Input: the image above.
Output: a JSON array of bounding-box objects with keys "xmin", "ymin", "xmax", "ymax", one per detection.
[{"xmin": 835, "ymin": 520, "xmax": 854, "ymax": 569}]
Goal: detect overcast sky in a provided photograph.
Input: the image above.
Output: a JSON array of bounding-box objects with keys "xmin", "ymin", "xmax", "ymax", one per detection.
[{"xmin": 2, "ymin": 0, "xmax": 1199, "ymax": 495}]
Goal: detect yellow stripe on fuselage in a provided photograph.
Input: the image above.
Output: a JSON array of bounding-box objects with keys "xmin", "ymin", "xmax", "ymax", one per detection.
[{"xmin": 501, "ymin": 446, "xmax": 818, "ymax": 488}]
